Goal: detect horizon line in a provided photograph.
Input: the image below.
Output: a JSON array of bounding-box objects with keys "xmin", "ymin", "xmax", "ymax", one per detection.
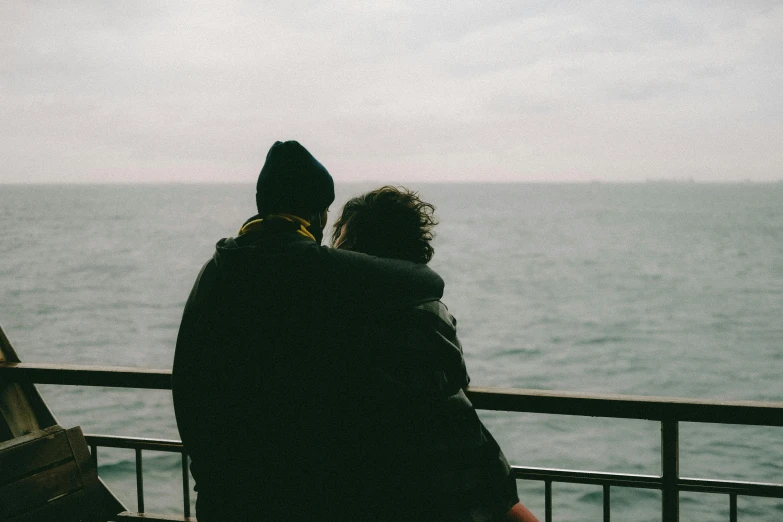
[{"xmin": 2, "ymin": 179, "xmax": 782, "ymax": 186}]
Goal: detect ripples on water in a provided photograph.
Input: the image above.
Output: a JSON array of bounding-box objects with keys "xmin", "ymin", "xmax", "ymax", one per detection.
[{"xmin": 2, "ymin": 182, "xmax": 782, "ymax": 519}]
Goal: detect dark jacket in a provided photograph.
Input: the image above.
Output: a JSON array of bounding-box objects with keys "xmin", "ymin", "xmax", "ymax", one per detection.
[
  {"xmin": 173, "ymin": 221, "xmax": 452, "ymax": 521},
  {"xmin": 364, "ymin": 301, "xmax": 520, "ymax": 522}
]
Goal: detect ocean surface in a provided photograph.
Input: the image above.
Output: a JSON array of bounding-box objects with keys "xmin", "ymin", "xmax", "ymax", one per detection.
[{"xmin": 1, "ymin": 182, "xmax": 782, "ymax": 520}]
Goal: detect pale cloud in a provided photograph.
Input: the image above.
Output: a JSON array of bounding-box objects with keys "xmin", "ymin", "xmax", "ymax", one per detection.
[{"xmin": 1, "ymin": 1, "xmax": 781, "ymax": 183}]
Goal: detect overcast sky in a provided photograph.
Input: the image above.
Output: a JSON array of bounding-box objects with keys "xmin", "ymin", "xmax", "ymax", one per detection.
[{"xmin": 2, "ymin": 1, "xmax": 782, "ymax": 183}]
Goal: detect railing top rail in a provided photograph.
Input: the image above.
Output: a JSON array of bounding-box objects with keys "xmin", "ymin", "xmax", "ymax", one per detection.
[
  {"xmin": 0, "ymin": 362, "xmax": 171, "ymax": 389},
  {"xmin": 468, "ymin": 386, "xmax": 783, "ymax": 426},
  {"xmin": 85, "ymin": 433, "xmax": 184, "ymax": 452},
  {"xmin": 2, "ymin": 362, "xmax": 783, "ymax": 426}
]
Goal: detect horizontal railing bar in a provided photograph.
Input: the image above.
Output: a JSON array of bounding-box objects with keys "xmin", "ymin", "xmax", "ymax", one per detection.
[
  {"xmin": 514, "ymin": 466, "xmax": 662, "ymax": 489},
  {"xmin": 0, "ymin": 362, "xmax": 171, "ymax": 389},
  {"xmin": 81, "ymin": 435, "xmax": 783, "ymax": 501},
  {"xmin": 514, "ymin": 466, "xmax": 783, "ymax": 498},
  {"xmin": 85, "ymin": 434, "xmax": 184, "ymax": 452},
  {"xmin": 468, "ymin": 387, "xmax": 783, "ymax": 426},
  {"xmin": 679, "ymin": 477, "xmax": 783, "ymax": 498},
  {"xmin": 3, "ymin": 362, "xmax": 783, "ymax": 425}
]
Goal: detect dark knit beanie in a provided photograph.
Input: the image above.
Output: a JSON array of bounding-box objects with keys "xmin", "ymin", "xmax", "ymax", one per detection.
[{"xmin": 255, "ymin": 141, "xmax": 335, "ymax": 217}]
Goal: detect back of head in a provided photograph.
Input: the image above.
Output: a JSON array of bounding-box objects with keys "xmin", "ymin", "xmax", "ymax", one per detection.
[
  {"xmin": 256, "ymin": 140, "xmax": 335, "ymax": 217},
  {"xmin": 332, "ymin": 186, "xmax": 437, "ymax": 264}
]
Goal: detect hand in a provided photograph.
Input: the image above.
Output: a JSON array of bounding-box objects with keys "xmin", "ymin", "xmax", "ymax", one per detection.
[{"xmin": 506, "ymin": 502, "xmax": 541, "ymax": 522}]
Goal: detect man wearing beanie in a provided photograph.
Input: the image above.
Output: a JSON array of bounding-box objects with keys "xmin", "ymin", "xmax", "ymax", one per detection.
[{"xmin": 172, "ymin": 141, "xmax": 451, "ymax": 521}]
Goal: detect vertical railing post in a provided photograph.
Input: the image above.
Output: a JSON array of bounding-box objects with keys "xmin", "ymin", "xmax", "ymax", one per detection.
[
  {"xmin": 603, "ymin": 484, "xmax": 610, "ymax": 522},
  {"xmin": 661, "ymin": 419, "xmax": 679, "ymax": 521},
  {"xmin": 89, "ymin": 444, "xmax": 98, "ymax": 470},
  {"xmin": 729, "ymin": 494, "xmax": 737, "ymax": 522},
  {"xmin": 544, "ymin": 480, "xmax": 552, "ymax": 522},
  {"xmin": 135, "ymin": 448, "xmax": 145, "ymax": 513},
  {"xmin": 182, "ymin": 453, "xmax": 191, "ymax": 518}
]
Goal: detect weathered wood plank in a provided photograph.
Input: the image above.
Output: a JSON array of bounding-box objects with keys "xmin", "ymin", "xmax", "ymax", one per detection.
[
  {"xmin": 65, "ymin": 426, "xmax": 94, "ymax": 475},
  {"xmin": 0, "ymin": 460, "xmax": 83, "ymax": 518},
  {"xmin": 0, "ymin": 323, "xmax": 57, "ymax": 439},
  {"xmin": 0, "ymin": 425, "xmax": 62, "ymax": 453},
  {"xmin": 65, "ymin": 426, "xmax": 127, "ymax": 518},
  {"xmin": 0, "ymin": 427, "xmax": 72, "ymax": 484},
  {"xmin": 9, "ymin": 487, "xmax": 98, "ymax": 522},
  {"xmin": 0, "ymin": 323, "xmax": 20, "ymax": 363},
  {"xmin": 0, "ymin": 382, "xmax": 42, "ymax": 438}
]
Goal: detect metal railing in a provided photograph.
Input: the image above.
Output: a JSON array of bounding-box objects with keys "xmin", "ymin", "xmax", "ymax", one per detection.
[
  {"xmin": 2, "ymin": 362, "xmax": 782, "ymax": 521},
  {"xmin": 83, "ymin": 433, "xmax": 192, "ymax": 519},
  {"xmin": 467, "ymin": 386, "xmax": 783, "ymax": 521}
]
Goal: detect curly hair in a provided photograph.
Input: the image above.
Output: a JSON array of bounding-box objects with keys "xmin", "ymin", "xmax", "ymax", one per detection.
[{"xmin": 331, "ymin": 186, "xmax": 437, "ymax": 264}]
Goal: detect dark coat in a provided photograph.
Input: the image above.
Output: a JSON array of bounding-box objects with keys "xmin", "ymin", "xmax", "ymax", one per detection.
[
  {"xmin": 173, "ymin": 222, "xmax": 457, "ymax": 521},
  {"xmin": 363, "ymin": 301, "xmax": 520, "ymax": 522}
]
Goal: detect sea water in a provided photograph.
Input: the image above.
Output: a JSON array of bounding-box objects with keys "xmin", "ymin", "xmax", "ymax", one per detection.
[{"xmin": 1, "ymin": 183, "xmax": 782, "ymax": 520}]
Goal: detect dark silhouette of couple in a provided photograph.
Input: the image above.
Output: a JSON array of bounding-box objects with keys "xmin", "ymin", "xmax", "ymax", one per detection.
[{"xmin": 173, "ymin": 141, "xmax": 539, "ymax": 521}]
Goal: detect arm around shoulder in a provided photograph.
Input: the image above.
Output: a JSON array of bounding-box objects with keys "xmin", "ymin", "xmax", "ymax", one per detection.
[{"xmin": 323, "ymin": 247, "xmax": 445, "ymax": 310}]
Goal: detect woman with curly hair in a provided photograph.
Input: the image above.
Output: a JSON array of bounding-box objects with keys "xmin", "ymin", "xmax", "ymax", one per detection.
[{"xmin": 332, "ymin": 186, "xmax": 539, "ymax": 522}]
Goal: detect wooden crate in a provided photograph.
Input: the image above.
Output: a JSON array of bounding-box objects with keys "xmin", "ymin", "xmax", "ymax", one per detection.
[{"xmin": 0, "ymin": 424, "xmax": 123, "ymax": 522}]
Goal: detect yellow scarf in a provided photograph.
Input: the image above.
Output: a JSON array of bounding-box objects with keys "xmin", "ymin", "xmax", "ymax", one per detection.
[{"xmin": 238, "ymin": 213, "xmax": 316, "ymax": 241}]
